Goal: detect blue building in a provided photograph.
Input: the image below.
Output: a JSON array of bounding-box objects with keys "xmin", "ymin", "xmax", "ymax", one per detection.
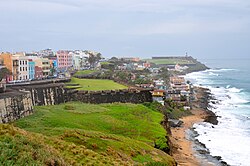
[
  {"xmin": 53, "ymin": 59, "xmax": 58, "ymax": 69},
  {"xmin": 28, "ymin": 60, "xmax": 35, "ymax": 80}
]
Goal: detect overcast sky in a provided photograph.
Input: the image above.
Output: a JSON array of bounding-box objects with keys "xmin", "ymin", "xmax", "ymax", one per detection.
[{"xmin": 0, "ymin": 0, "xmax": 250, "ymax": 59}]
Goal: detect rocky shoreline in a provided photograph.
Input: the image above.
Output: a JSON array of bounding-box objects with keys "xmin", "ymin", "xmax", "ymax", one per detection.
[
  {"xmin": 170, "ymin": 86, "xmax": 230, "ymax": 166},
  {"xmin": 190, "ymin": 86, "xmax": 229, "ymax": 166},
  {"xmin": 193, "ymin": 87, "xmax": 218, "ymax": 125}
]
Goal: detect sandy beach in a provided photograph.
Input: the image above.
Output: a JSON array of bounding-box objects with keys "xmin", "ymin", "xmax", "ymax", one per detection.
[
  {"xmin": 170, "ymin": 87, "xmax": 216, "ymax": 166},
  {"xmin": 170, "ymin": 108, "xmax": 208, "ymax": 166}
]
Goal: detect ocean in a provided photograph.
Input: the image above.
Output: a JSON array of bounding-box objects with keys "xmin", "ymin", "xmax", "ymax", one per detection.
[{"xmin": 185, "ymin": 58, "xmax": 250, "ymax": 166}]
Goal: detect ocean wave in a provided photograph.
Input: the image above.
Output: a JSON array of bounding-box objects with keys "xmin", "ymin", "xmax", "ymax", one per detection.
[
  {"xmin": 219, "ymin": 68, "xmax": 238, "ymax": 71},
  {"xmin": 193, "ymin": 112, "xmax": 250, "ymax": 166},
  {"xmin": 188, "ymin": 68, "xmax": 250, "ymax": 166},
  {"xmin": 226, "ymin": 87, "xmax": 242, "ymax": 93},
  {"xmin": 208, "ymin": 72, "xmax": 219, "ymax": 76}
]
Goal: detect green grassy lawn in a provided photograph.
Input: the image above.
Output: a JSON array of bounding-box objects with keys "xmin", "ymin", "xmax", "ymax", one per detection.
[
  {"xmin": 1, "ymin": 102, "xmax": 176, "ymax": 165},
  {"xmin": 66, "ymin": 77, "xmax": 127, "ymax": 91},
  {"xmin": 100, "ymin": 62, "xmax": 111, "ymax": 65},
  {"xmin": 146, "ymin": 58, "xmax": 195, "ymax": 65},
  {"xmin": 74, "ymin": 70, "xmax": 97, "ymax": 76}
]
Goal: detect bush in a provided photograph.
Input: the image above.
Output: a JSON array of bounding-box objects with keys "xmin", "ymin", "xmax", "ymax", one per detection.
[
  {"xmin": 143, "ymin": 102, "xmax": 164, "ymax": 112},
  {"xmin": 146, "ymin": 162, "xmax": 168, "ymax": 166},
  {"xmin": 154, "ymin": 136, "xmax": 169, "ymax": 152},
  {"xmin": 64, "ymin": 105, "xmax": 75, "ymax": 110}
]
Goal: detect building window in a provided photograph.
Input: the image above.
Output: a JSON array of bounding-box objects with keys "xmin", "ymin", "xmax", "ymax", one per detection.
[
  {"xmin": 23, "ymin": 67, "xmax": 25, "ymax": 71},
  {"xmin": 23, "ymin": 61, "xmax": 25, "ymax": 65},
  {"xmin": 26, "ymin": 67, "xmax": 27, "ymax": 71},
  {"xmin": 20, "ymin": 67, "xmax": 22, "ymax": 71},
  {"xmin": 25, "ymin": 61, "xmax": 27, "ymax": 65}
]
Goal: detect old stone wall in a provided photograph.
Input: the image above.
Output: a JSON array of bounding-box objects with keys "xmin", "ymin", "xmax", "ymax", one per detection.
[
  {"xmin": 1, "ymin": 83, "xmax": 152, "ymax": 123},
  {"xmin": 14, "ymin": 83, "xmax": 67, "ymax": 106},
  {"xmin": 68, "ymin": 89, "xmax": 153, "ymax": 104},
  {"xmin": 0, "ymin": 91, "xmax": 33, "ymax": 123}
]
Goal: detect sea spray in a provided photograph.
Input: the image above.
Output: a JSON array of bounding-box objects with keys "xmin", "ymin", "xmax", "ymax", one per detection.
[{"xmin": 185, "ymin": 67, "xmax": 250, "ymax": 166}]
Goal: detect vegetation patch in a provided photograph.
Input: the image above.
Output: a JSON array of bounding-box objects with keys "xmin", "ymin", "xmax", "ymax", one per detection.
[
  {"xmin": 0, "ymin": 124, "xmax": 66, "ymax": 166},
  {"xmin": 154, "ymin": 136, "xmax": 169, "ymax": 152},
  {"xmin": 12, "ymin": 102, "xmax": 176, "ymax": 165},
  {"xmin": 145, "ymin": 58, "xmax": 195, "ymax": 65},
  {"xmin": 67, "ymin": 77, "xmax": 127, "ymax": 91},
  {"xmin": 74, "ymin": 70, "xmax": 97, "ymax": 76}
]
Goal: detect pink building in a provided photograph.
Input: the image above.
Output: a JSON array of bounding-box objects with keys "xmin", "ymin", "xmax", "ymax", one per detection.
[
  {"xmin": 143, "ymin": 62, "xmax": 151, "ymax": 68},
  {"xmin": 56, "ymin": 50, "xmax": 73, "ymax": 69}
]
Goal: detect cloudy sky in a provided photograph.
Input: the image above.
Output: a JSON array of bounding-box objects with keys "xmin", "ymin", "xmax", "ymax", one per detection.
[{"xmin": 0, "ymin": 0, "xmax": 250, "ymax": 59}]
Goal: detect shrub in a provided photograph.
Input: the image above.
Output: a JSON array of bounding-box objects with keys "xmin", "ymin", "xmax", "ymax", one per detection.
[
  {"xmin": 143, "ymin": 102, "xmax": 164, "ymax": 112},
  {"xmin": 64, "ymin": 105, "xmax": 75, "ymax": 110},
  {"xmin": 154, "ymin": 136, "xmax": 169, "ymax": 152},
  {"xmin": 146, "ymin": 161, "xmax": 168, "ymax": 166}
]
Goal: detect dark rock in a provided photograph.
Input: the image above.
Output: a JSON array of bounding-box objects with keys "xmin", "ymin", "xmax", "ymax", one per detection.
[
  {"xmin": 214, "ymin": 156, "xmax": 222, "ymax": 160},
  {"xmin": 204, "ymin": 115, "xmax": 218, "ymax": 125},
  {"xmin": 197, "ymin": 150, "xmax": 209, "ymax": 155},
  {"xmin": 169, "ymin": 119, "xmax": 184, "ymax": 128},
  {"xmin": 221, "ymin": 161, "xmax": 230, "ymax": 166}
]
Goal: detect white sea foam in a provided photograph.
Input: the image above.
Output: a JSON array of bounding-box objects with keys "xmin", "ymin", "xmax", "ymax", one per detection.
[
  {"xmin": 187, "ymin": 69, "xmax": 250, "ymax": 166},
  {"xmin": 217, "ymin": 68, "xmax": 238, "ymax": 72},
  {"xmin": 208, "ymin": 72, "xmax": 219, "ymax": 76},
  {"xmin": 227, "ymin": 87, "xmax": 242, "ymax": 93}
]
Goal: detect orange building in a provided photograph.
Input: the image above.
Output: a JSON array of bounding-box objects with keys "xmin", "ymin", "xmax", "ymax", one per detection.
[{"xmin": 0, "ymin": 53, "xmax": 13, "ymax": 81}]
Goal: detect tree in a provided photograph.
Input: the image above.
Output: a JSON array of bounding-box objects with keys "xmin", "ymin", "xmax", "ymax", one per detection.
[
  {"xmin": 85, "ymin": 51, "xmax": 102, "ymax": 68},
  {"xmin": 0, "ymin": 67, "xmax": 10, "ymax": 81},
  {"xmin": 50, "ymin": 68, "xmax": 56, "ymax": 76},
  {"xmin": 158, "ymin": 67, "xmax": 170, "ymax": 84},
  {"xmin": 109, "ymin": 57, "xmax": 118, "ymax": 62}
]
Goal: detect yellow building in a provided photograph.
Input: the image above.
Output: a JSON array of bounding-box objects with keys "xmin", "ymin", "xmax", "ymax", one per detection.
[
  {"xmin": 32, "ymin": 57, "xmax": 50, "ymax": 77},
  {"xmin": 42, "ymin": 58, "xmax": 50, "ymax": 77},
  {"xmin": 151, "ymin": 90, "xmax": 166, "ymax": 97}
]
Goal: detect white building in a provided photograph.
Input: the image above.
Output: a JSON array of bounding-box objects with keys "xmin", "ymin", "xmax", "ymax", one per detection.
[
  {"xmin": 70, "ymin": 50, "xmax": 89, "ymax": 70},
  {"xmin": 12, "ymin": 54, "xmax": 29, "ymax": 81}
]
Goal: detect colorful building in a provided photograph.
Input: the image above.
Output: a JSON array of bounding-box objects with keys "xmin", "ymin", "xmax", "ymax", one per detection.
[
  {"xmin": 28, "ymin": 60, "xmax": 35, "ymax": 80},
  {"xmin": 56, "ymin": 50, "xmax": 73, "ymax": 70},
  {"xmin": 151, "ymin": 89, "xmax": 166, "ymax": 97},
  {"xmin": 35, "ymin": 66, "xmax": 43, "ymax": 79},
  {"xmin": 12, "ymin": 54, "xmax": 29, "ymax": 81},
  {"xmin": 41, "ymin": 58, "xmax": 50, "ymax": 77},
  {"xmin": 0, "ymin": 53, "xmax": 13, "ymax": 81},
  {"xmin": 72, "ymin": 54, "xmax": 81, "ymax": 70}
]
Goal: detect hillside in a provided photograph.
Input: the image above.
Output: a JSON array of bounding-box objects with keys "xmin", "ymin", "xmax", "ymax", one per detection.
[
  {"xmin": 145, "ymin": 56, "xmax": 209, "ymax": 73},
  {"xmin": 146, "ymin": 58, "xmax": 194, "ymax": 65},
  {"xmin": 1, "ymin": 102, "xmax": 176, "ymax": 165}
]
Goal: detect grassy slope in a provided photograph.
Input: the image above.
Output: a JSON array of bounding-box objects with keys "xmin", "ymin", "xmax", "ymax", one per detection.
[
  {"xmin": 0, "ymin": 102, "xmax": 176, "ymax": 165},
  {"xmin": 74, "ymin": 70, "xmax": 97, "ymax": 76},
  {"xmin": 67, "ymin": 77, "xmax": 127, "ymax": 91},
  {"xmin": 145, "ymin": 59, "xmax": 195, "ymax": 65}
]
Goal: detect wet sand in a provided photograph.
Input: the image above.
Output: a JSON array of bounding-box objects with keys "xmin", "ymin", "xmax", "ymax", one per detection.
[{"xmin": 170, "ymin": 108, "xmax": 207, "ymax": 166}]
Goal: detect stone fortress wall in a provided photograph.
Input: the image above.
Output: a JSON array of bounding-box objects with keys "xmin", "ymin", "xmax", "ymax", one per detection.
[{"xmin": 0, "ymin": 82, "xmax": 152, "ymax": 123}]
